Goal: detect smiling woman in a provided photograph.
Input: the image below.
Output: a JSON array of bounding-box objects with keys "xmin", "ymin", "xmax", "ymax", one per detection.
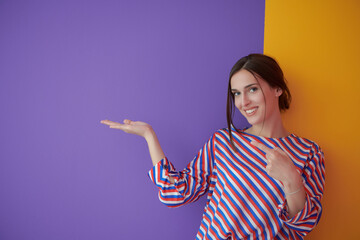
[
  {"xmin": 230, "ymin": 70, "xmax": 283, "ymax": 134},
  {"xmin": 227, "ymin": 54, "xmax": 292, "ymax": 142},
  {"xmin": 101, "ymin": 54, "xmax": 325, "ymax": 240}
]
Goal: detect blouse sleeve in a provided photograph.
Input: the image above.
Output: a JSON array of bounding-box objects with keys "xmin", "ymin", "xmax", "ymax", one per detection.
[
  {"xmin": 147, "ymin": 133, "xmax": 216, "ymax": 208},
  {"xmin": 278, "ymin": 142, "xmax": 325, "ymax": 238}
]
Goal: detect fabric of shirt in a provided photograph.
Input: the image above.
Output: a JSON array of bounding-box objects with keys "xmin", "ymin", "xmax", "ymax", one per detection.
[{"xmin": 148, "ymin": 128, "xmax": 325, "ymax": 240}]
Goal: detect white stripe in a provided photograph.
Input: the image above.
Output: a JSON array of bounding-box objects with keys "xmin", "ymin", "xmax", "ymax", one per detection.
[
  {"xmin": 216, "ymin": 163, "xmax": 273, "ymax": 238},
  {"xmin": 287, "ymin": 135, "xmax": 309, "ymax": 153},
  {"xmin": 218, "ymin": 141, "xmax": 282, "ymax": 235}
]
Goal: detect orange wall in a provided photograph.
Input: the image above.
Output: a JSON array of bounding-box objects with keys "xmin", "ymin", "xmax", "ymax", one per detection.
[{"xmin": 264, "ymin": 0, "xmax": 360, "ymax": 238}]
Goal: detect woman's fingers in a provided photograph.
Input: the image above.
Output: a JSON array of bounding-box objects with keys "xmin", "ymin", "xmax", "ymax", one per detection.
[
  {"xmin": 251, "ymin": 141, "xmax": 284, "ymax": 160},
  {"xmin": 101, "ymin": 119, "xmax": 119, "ymax": 125},
  {"xmin": 123, "ymin": 119, "xmax": 132, "ymax": 124},
  {"xmin": 101, "ymin": 119, "xmax": 152, "ymax": 138},
  {"xmin": 266, "ymin": 163, "xmax": 272, "ymax": 174},
  {"xmin": 101, "ymin": 119, "xmax": 133, "ymax": 126},
  {"xmin": 109, "ymin": 124, "xmax": 124, "ymax": 129},
  {"xmin": 251, "ymin": 140, "xmax": 297, "ymax": 183},
  {"xmin": 101, "ymin": 120, "xmax": 125, "ymax": 129},
  {"xmin": 251, "ymin": 141, "xmax": 275, "ymax": 163},
  {"xmin": 251, "ymin": 141, "xmax": 272, "ymax": 154}
]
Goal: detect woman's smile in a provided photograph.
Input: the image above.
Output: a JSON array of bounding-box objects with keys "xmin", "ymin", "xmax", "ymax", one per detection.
[{"xmin": 243, "ymin": 107, "xmax": 258, "ymax": 116}]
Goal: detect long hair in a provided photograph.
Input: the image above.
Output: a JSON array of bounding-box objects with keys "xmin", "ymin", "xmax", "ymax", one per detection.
[{"xmin": 226, "ymin": 54, "xmax": 291, "ymax": 149}]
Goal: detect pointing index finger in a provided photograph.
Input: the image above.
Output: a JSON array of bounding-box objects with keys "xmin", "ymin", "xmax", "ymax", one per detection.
[{"xmin": 250, "ymin": 141, "xmax": 272, "ymax": 154}]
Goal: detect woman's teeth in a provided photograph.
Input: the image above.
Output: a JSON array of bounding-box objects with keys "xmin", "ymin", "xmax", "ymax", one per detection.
[{"xmin": 245, "ymin": 108, "xmax": 256, "ymax": 114}]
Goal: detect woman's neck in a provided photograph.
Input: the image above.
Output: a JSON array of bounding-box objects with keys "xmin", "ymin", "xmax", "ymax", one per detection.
[{"xmin": 245, "ymin": 116, "xmax": 289, "ymax": 138}]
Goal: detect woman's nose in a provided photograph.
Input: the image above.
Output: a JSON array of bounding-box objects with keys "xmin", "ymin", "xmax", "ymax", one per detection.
[{"xmin": 241, "ymin": 94, "xmax": 250, "ymax": 107}]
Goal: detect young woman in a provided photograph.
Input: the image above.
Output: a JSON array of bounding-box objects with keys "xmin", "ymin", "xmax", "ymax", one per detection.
[{"xmin": 101, "ymin": 54, "xmax": 325, "ymax": 240}]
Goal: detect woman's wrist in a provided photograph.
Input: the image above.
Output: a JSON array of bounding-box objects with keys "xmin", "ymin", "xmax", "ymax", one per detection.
[
  {"xmin": 143, "ymin": 126, "xmax": 156, "ymax": 141},
  {"xmin": 282, "ymin": 170, "xmax": 303, "ymax": 194}
]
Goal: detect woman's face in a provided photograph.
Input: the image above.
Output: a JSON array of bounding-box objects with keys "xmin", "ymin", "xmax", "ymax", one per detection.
[{"xmin": 230, "ymin": 69, "xmax": 281, "ymax": 127}]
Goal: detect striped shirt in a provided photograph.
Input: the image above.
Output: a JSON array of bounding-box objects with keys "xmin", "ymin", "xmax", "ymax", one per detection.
[{"xmin": 148, "ymin": 128, "xmax": 325, "ymax": 240}]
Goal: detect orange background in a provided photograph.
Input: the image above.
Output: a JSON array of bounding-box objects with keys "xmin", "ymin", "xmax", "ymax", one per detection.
[{"xmin": 264, "ymin": 0, "xmax": 360, "ymax": 238}]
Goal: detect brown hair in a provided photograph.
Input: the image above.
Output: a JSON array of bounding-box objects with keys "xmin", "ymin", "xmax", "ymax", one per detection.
[{"xmin": 226, "ymin": 53, "xmax": 291, "ymax": 148}]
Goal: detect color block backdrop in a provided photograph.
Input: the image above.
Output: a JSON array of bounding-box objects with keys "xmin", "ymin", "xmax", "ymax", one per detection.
[
  {"xmin": 0, "ymin": 1, "xmax": 265, "ymax": 239},
  {"xmin": 264, "ymin": 0, "xmax": 360, "ymax": 239}
]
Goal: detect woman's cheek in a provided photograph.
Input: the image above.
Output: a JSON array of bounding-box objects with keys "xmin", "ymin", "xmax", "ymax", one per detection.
[{"xmin": 234, "ymin": 98, "xmax": 241, "ymax": 110}]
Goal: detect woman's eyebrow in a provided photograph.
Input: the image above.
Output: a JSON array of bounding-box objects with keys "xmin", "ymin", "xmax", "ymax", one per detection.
[
  {"xmin": 244, "ymin": 83, "xmax": 258, "ymax": 89},
  {"xmin": 231, "ymin": 83, "xmax": 258, "ymax": 92}
]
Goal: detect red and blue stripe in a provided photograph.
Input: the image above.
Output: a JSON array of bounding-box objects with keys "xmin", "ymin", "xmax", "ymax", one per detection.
[{"xmin": 148, "ymin": 128, "xmax": 325, "ymax": 240}]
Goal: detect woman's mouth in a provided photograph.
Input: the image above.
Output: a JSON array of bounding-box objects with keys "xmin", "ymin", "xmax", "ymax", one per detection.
[{"xmin": 244, "ymin": 107, "xmax": 258, "ymax": 116}]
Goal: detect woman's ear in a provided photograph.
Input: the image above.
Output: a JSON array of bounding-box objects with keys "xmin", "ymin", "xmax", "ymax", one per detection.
[{"xmin": 275, "ymin": 88, "xmax": 283, "ymax": 97}]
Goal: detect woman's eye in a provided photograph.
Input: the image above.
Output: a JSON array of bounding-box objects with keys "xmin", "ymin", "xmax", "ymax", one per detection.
[
  {"xmin": 233, "ymin": 92, "xmax": 240, "ymax": 96},
  {"xmin": 249, "ymin": 87, "xmax": 258, "ymax": 93}
]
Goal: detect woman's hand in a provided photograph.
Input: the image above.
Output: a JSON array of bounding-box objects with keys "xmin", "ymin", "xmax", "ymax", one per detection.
[
  {"xmin": 101, "ymin": 119, "xmax": 165, "ymax": 166},
  {"xmin": 100, "ymin": 119, "xmax": 154, "ymax": 139},
  {"xmin": 251, "ymin": 140, "xmax": 306, "ymax": 218},
  {"xmin": 250, "ymin": 141, "xmax": 302, "ymax": 188}
]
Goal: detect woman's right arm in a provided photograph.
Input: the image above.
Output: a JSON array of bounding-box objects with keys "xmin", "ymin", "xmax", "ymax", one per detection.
[
  {"xmin": 100, "ymin": 119, "xmax": 166, "ymax": 166},
  {"xmin": 101, "ymin": 119, "xmax": 216, "ymax": 207}
]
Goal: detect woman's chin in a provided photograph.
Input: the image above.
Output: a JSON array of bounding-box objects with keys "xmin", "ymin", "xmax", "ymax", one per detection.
[{"xmin": 246, "ymin": 117, "xmax": 262, "ymax": 127}]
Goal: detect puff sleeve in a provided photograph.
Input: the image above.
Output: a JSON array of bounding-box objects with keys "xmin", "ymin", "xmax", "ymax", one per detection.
[
  {"xmin": 278, "ymin": 142, "xmax": 325, "ymax": 239},
  {"xmin": 148, "ymin": 134, "xmax": 216, "ymax": 208}
]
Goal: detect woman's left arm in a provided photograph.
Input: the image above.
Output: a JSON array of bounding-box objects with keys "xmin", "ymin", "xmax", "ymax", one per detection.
[
  {"xmin": 251, "ymin": 141, "xmax": 325, "ymax": 236},
  {"xmin": 251, "ymin": 141, "xmax": 306, "ymax": 215},
  {"xmin": 281, "ymin": 170, "xmax": 306, "ymax": 218}
]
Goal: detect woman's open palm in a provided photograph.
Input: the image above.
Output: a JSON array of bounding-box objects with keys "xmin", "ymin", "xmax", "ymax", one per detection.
[{"xmin": 100, "ymin": 119, "xmax": 153, "ymax": 138}]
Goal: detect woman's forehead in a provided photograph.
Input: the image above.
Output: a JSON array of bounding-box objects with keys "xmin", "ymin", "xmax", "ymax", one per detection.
[{"xmin": 230, "ymin": 69, "xmax": 264, "ymax": 88}]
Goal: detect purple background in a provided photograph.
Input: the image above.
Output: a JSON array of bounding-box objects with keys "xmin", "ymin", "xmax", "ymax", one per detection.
[{"xmin": 0, "ymin": 1, "xmax": 264, "ymax": 239}]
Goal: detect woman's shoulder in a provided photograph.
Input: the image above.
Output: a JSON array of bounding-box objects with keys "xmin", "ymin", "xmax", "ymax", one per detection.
[
  {"xmin": 213, "ymin": 127, "xmax": 238, "ymax": 137},
  {"xmin": 284, "ymin": 133, "xmax": 324, "ymax": 157},
  {"xmin": 206, "ymin": 128, "xmax": 235, "ymax": 143},
  {"xmin": 211, "ymin": 128, "xmax": 323, "ymax": 151},
  {"xmin": 286, "ymin": 132, "xmax": 320, "ymax": 146},
  {"xmin": 211, "ymin": 127, "xmax": 249, "ymax": 145}
]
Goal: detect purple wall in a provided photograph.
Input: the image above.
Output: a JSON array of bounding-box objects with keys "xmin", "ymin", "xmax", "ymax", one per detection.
[{"xmin": 0, "ymin": 1, "xmax": 264, "ymax": 239}]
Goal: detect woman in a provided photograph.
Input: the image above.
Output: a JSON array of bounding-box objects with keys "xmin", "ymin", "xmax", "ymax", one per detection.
[{"xmin": 101, "ymin": 54, "xmax": 325, "ymax": 239}]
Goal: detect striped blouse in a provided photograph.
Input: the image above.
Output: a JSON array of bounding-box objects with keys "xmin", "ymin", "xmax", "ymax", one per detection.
[{"xmin": 148, "ymin": 128, "xmax": 325, "ymax": 240}]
